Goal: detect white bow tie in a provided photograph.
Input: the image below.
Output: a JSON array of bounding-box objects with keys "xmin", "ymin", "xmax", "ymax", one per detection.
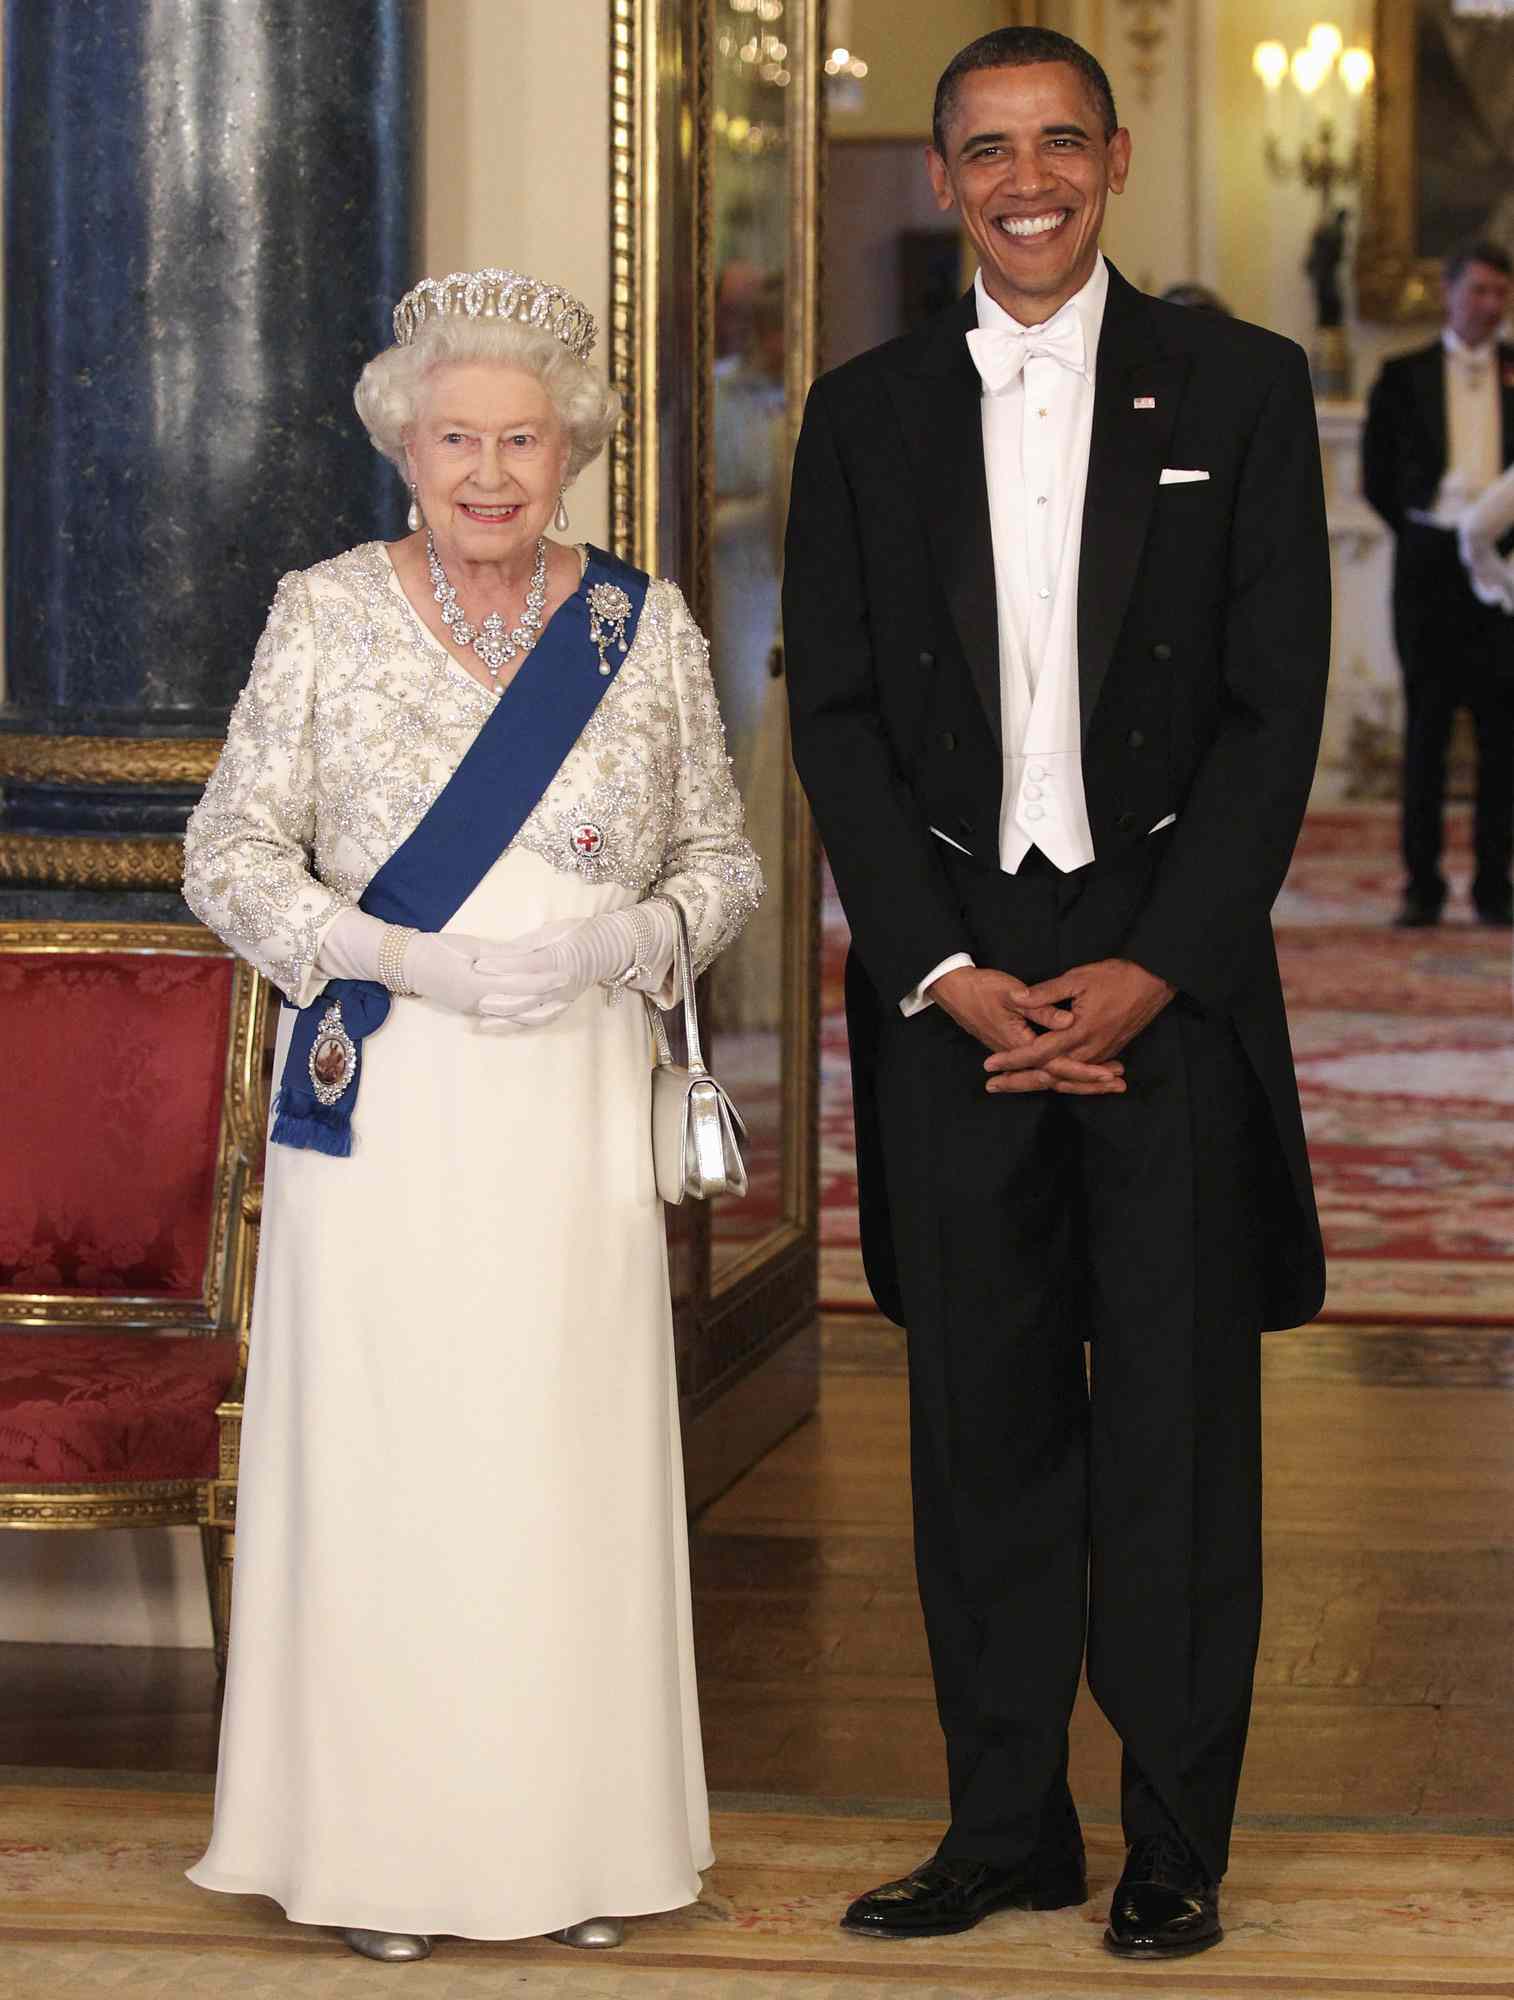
[{"xmin": 966, "ymin": 313, "xmax": 1087, "ymax": 394}]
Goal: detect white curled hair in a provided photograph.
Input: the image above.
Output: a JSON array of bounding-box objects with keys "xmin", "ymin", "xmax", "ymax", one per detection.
[{"xmin": 354, "ymin": 316, "xmax": 621, "ymax": 485}]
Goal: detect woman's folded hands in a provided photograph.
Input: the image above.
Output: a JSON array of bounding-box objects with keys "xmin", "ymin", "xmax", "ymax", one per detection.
[
  {"xmin": 471, "ymin": 903, "xmax": 678, "ymax": 1030},
  {"xmin": 317, "ymin": 904, "xmax": 677, "ymax": 1028}
]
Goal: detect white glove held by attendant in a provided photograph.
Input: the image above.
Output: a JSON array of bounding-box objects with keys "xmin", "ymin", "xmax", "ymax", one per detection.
[
  {"xmin": 1460, "ymin": 529, "xmax": 1514, "ymax": 615},
  {"xmin": 317, "ymin": 909, "xmax": 517, "ymax": 1017},
  {"xmin": 473, "ymin": 902, "xmax": 679, "ymax": 1032}
]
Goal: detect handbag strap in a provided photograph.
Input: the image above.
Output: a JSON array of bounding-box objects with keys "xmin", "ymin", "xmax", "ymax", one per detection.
[{"xmin": 646, "ymin": 894, "xmax": 705, "ymax": 1073}]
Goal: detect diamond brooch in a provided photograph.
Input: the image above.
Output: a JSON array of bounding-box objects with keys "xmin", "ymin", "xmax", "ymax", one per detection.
[{"xmin": 587, "ymin": 583, "xmax": 633, "ymax": 675}]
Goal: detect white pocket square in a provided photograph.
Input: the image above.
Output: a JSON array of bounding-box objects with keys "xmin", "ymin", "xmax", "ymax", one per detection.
[{"xmin": 1159, "ymin": 468, "xmax": 1210, "ymax": 484}]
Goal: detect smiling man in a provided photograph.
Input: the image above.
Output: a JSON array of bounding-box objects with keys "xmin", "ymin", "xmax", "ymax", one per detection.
[{"xmin": 783, "ymin": 27, "xmax": 1330, "ymax": 1962}]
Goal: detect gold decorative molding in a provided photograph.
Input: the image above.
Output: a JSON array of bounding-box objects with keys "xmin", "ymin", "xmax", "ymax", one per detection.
[
  {"xmin": 1117, "ymin": 0, "xmax": 1173, "ymax": 104},
  {"xmin": 0, "ymin": 832, "xmax": 185, "ymax": 889},
  {"xmin": 608, "ymin": 0, "xmax": 646, "ymax": 565},
  {"xmin": 1356, "ymin": 1, "xmax": 1439, "ymax": 323},
  {"xmin": 0, "ymin": 920, "xmax": 219, "ymax": 951},
  {"xmin": 0, "ymin": 733, "xmax": 222, "ymax": 786},
  {"xmin": 0, "ymin": 1479, "xmax": 203, "ymax": 1529}
]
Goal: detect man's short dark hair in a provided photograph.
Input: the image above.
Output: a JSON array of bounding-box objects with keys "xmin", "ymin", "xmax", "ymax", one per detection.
[
  {"xmin": 1445, "ymin": 239, "xmax": 1512, "ymax": 287},
  {"xmin": 932, "ymin": 27, "xmax": 1118, "ymax": 156}
]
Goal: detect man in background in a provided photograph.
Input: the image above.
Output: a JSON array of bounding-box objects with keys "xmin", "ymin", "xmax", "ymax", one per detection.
[{"xmin": 1363, "ymin": 241, "xmax": 1514, "ymax": 928}]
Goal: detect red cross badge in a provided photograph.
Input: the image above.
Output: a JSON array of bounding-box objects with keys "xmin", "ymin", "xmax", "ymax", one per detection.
[{"xmin": 570, "ymin": 822, "xmax": 605, "ymax": 858}]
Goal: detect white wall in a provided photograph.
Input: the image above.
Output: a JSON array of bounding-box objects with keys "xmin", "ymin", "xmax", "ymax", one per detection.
[
  {"xmin": 0, "ymin": 0, "xmax": 612, "ymax": 1647},
  {"xmin": 421, "ymin": 0, "xmax": 612, "ymax": 545}
]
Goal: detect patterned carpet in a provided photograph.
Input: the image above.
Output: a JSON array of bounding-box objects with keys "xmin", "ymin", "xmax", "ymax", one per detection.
[
  {"xmin": 4, "ymin": 1777, "xmax": 1514, "ymax": 1998},
  {"xmin": 820, "ymin": 806, "xmax": 1514, "ymax": 1323}
]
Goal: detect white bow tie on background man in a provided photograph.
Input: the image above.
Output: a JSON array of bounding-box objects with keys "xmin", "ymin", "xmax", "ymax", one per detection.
[{"xmin": 965, "ymin": 309, "xmax": 1088, "ymax": 394}]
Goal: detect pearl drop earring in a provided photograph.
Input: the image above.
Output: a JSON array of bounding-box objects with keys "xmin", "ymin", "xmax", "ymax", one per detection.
[
  {"xmin": 407, "ymin": 482, "xmax": 422, "ymax": 533},
  {"xmin": 553, "ymin": 490, "xmax": 570, "ymax": 534}
]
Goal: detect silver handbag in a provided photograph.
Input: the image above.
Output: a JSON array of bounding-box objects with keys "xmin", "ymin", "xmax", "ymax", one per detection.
[{"xmin": 647, "ymin": 897, "xmax": 748, "ymax": 1204}]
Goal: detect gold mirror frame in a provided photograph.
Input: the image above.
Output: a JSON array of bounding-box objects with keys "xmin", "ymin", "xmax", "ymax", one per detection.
[
  {"xmin": 1357, "ymin": 2, "xmax": 1436, "ymax": 321},
  {"xmin": 609, "ymin": 0, "xmax": 823, "ymax": 1498},
  {"xmin": 1357, "ymin": 0, "xmax": 1514, "ymax": 322}
]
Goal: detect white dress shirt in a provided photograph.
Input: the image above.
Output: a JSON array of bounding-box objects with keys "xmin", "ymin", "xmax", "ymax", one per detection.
[
  {"xmin": 903, "ymin": 257, "xmax": 1108, "ymax": 1016},
  {"xmin": 1414, "ymin": 329, "xmax": 1504, "ymax": 529}
]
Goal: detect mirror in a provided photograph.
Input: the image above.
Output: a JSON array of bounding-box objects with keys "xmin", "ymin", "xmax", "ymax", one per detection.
[
  {"xmin": 707, "ymin": 0, "xmax": 811, "ymax": 1283},
  {"xmin": 609, "ymin": 0, "xmax": 821, "ymax": 1504}
]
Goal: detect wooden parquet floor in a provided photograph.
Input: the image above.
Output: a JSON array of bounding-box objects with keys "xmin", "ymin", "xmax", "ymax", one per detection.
[
  {"xmin": 1, "ymin": 1315, "xmax": 1509, "ymax": 1832},
  {"xmin": 692, "ymin": 1315, "xmax": 1514, "ymax": 1828}
]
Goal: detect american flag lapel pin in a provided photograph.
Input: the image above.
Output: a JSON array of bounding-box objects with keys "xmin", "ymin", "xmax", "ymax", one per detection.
[{"xmin": 1133, "ymin": 395, "xmax": 1156, "ymax": 409}]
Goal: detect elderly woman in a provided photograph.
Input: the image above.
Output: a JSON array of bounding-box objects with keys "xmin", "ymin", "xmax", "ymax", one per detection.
[{"xmin": 182, "ymin": 268, "xmax": 762, "ymax": 1959}]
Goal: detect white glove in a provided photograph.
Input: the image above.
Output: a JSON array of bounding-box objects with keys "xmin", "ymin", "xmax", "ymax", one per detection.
[
  {"xmin": 317, "ymin": 909, "xmax": 518, "ymax": 1017},
  {"xmin": 473, "ymin": 902, "xmax": 678, "ymax": 1032},
  {"xmin": 1461, "ymin": 541, "xmax": 1514, "ymax": 616}
]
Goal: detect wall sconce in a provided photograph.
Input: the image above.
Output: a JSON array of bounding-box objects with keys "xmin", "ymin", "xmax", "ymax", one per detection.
[
  {"xmin": 1253, "ymin": 22, "xmax": 1374, "ymax": 209},
  {"xmin": 1252, "ymin": 21, "xmax": 1375, "ymax": 398},
  {"xmin": 822, "ymin": 0, "xmax": 869, "ymax": 113}
]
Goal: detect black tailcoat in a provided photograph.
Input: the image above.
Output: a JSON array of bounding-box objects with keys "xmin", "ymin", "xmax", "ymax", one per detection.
[
  {"xmin": 1361, "ymin": 338, "xmax": 1514, "ymax": 537},
  {"xmin": 783, "ymin": 264, "xmax": 1329, "ymax": 1332}
]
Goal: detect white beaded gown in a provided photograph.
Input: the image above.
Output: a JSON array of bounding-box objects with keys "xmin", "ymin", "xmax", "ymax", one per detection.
[{"xmin": 181, "ymin": 544, "xmax": 762, "ymax": 1938}]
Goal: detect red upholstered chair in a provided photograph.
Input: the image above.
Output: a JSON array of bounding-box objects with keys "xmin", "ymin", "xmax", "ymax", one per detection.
[{"xmin": 0, "ymin": 921, "xmax": 269, "ymax": 1668}]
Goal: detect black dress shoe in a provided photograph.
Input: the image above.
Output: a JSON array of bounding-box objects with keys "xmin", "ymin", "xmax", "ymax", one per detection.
[
  {"xmin": 1394, "ymin": 895, "xmax": 1443, "ymax": 928},
  {"xmin": 841, "ymin": 1849, "xmax": 1087, "ymax": 1939},
  {"xmin": 1475, "ymin": 899, "xmax": 1514, "ymax": 928},
  {"xmin": 1104, "ymin": 1833, "xmax": 1221, "ymax": 1958}
]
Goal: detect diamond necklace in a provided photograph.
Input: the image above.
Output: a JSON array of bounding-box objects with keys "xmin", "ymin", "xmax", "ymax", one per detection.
[{"xmin": 426, "ymin": 531, "xmax": 548, "ymax": 686}]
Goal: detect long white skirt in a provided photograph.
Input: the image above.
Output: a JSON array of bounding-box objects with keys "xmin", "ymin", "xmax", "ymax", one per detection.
[{"xmin": 188, "ymin": 849, "xmax": 712, "ymax": 1938}]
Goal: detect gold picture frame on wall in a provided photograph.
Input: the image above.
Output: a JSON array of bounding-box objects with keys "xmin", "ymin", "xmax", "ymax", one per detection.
[
  {"xmin": 607, "ymin": 0, "xmax": 824, "ymax": 1509},
  {"xmin": 1358, "ymin": 0, "xmax": 1514, "ymax": 322}
]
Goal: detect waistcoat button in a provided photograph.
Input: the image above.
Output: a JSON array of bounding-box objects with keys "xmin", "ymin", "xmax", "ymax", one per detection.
[
  {"xmin": 1152, "ymin": 642, "xmax": 1172, "ymax": 662},
  {"xmin": 1128, "ymin": 729, "xmax": 1146, "ymax": 749},
  {"xmin": 919, "ymin": 650, "xmax": 935, "ymax": 668},
  {"xmin": 940, "ymin": 730, "xmax": 957, "ymax": 752},
  {"xmin": 1116, "ymin": 810, "xmax": 1137, "ymax": 832}
]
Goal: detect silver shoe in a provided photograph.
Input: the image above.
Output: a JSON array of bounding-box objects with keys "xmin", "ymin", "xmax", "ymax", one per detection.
[
  {"xmin": 549, "ymin": 1916, "xmax": 624, "ymax": 1948},
  {"xmin": 341, "ymin": 1929, "xmax": 433, "ymax": 1962}
]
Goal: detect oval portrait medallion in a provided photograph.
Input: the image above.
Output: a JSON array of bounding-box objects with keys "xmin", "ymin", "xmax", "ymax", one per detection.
[{"xmin": 308, "ymin": 1002, "xmax": 357, "ymax": 1105}]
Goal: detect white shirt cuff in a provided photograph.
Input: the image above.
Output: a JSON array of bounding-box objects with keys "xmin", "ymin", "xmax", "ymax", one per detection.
[{"xmin": 900, "ymin": 951, "xmax": 975, "ymax": 1018}]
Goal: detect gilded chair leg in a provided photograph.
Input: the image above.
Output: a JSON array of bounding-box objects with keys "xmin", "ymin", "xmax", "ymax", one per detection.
[{"xmin": 200, "ymin": 1522, "xmax": 233, "ymax": 1676}]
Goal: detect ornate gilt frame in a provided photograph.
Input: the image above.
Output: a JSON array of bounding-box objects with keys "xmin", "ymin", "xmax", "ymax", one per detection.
[
  {"xmin": 1357, "ymin": 0, "xmax": 1440, "ymax": 323},
  {"xmin": 0, "ymin": 738, "xmax": 218, "ymax": 890}
]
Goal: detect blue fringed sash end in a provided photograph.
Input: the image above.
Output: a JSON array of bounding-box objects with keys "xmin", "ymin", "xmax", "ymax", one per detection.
[{"xmin": 270, "ymin": 1090, "xmax": 355, "ymax": 1158}]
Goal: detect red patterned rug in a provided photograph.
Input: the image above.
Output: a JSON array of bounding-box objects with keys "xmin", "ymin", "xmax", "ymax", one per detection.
[{"xmin": 821, "ymin": 806, "xmax": 1514, "ymax": 1325}]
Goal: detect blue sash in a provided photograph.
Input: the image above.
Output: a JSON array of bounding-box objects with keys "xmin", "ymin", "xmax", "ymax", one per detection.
[{"xmin": 270, "ymin": 545, "xmax": 650, "ymax": 1156}]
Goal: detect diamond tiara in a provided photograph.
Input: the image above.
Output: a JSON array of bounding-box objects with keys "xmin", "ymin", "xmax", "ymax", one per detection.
[{"xmin": 391, "ymin": 269, "xmax": 598, "ymax": 360}]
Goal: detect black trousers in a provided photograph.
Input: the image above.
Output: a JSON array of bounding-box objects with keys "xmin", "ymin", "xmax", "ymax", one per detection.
[
  {"xmin": 1393, "ymin": 527, "xmax": 1514, "ymax": 911},
  {"xmin": 874, "ymin": 851, "xmax": 1275, "ymax": 1884}
]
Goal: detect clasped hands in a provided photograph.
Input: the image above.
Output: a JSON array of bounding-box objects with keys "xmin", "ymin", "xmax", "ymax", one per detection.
[
  {"xmin": 930, "ymin": 958, "xmax": 1176, "ymax": 1096},
  {"xmin": 405, "ymin": 920, "xmax": 600, "ymax": 1031},
  {"xmin": 320, "ymin": 906, "xmax": 668, "ymax": 1031}
]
